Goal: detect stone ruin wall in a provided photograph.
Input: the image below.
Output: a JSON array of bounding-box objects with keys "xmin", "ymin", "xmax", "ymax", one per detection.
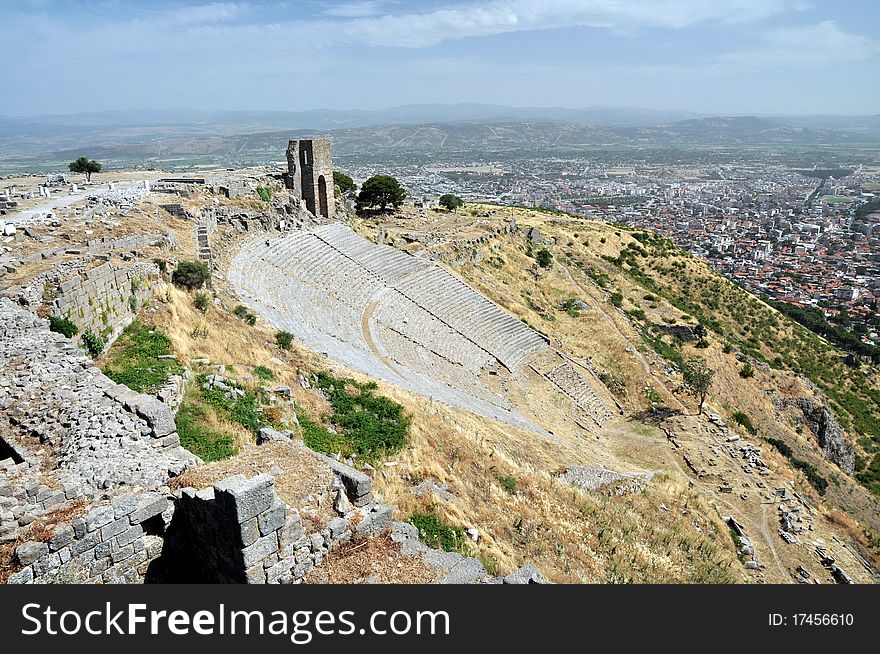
[
  {"xmin": 285, "ymin": 139, "xmax": 335, "ymax": 221},
  {"xmin": 51, "ymin": 261, "xmax": 158, "ymax": 347},
  {"xmin": 0, "ymin": 298, "xmax": 199, "ymax": 555}
]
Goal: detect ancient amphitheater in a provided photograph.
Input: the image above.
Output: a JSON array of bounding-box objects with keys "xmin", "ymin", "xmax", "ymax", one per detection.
[{"xmin": 228, "ymin": 222, "xmax": 613, "ymax": 431}]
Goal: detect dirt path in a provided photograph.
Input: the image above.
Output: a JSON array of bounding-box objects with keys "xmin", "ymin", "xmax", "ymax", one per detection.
[{"xmin": 560, "ymin": 263, "xmax": 687, "ymax": 411}]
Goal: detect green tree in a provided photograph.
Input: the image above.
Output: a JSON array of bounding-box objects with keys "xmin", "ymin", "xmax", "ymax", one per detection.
[
  {"xmin": 333, "ymin": 171, "xmax": 356, "ymax": 195},
  {"xmin": 275, "ymin": 330, "xmax": 294, "ymax": 350},
  {"xmin": 682, "ymin": 356, "xmax": 715, "ymax": 415},
  {"xmin": 356, "ymin": 175, "xmax": 406, "ymax": 213},
  {"xmin": 68, "ymin": 156, "xmax": 102, "ymax": 182},
  {"xmin": 194, "ymin": 291, "xmax": 211, "ymax": 313},
  {"xmin": 439, "ymin": 193, "xmax": 464, "ymax": 212},
  {"xmin": 171, "ymin": 260, "xmax": 210, "ymax": 290},
  {"xmin": 536, "ymin": 248, "xmax": 553, "ymax": 268}
]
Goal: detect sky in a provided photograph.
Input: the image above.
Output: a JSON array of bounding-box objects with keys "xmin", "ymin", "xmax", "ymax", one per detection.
[{"xmin": 2, "ymin": 0, "xmax": 879, "ymax": 117}]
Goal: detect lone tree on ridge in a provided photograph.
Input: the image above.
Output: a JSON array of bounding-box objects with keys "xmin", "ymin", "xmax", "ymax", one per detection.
[
  {"xmin": 68, "ymin": 156, "xmax": 102, "ymax": 182},
  {"xmin": 439, "ymin": 193, "xmax": 464, "ymax": 212},
  {"xmin": 333, "ymin": 170, "xmax": 356, "ymax": 196},
  {"xmin": 356, "ymin": 175, "xmax": 406, "ymax": 213}
]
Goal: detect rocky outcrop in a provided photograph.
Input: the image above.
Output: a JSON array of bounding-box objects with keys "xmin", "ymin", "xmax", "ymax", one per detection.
[{"xmin": 796, "ymin": 397, "xmax": 855, "ymax": 473}]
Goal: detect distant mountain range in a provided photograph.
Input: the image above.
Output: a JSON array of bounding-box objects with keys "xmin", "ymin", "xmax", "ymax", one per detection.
[{"xmin": 1, "ymin": 105, "xmax": 878, "ymax": 170}]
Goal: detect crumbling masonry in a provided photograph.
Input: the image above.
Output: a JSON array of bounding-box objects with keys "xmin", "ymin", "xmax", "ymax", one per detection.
[{"xmin": 285, "ymin": 139, "xmax": 334, "ymax": 220}]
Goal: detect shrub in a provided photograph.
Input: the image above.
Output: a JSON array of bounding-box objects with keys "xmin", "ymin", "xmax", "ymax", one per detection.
[
  {"xmin": 81, "ymin": 330, "xmax": 105, "ymax": 357},
  {"xmin": 276, "ymin": 330, "xmax": 294, "ymax": 350},
  {"xmin": 256, "ymin": 186, "xmax": 272, "ymax": 203},
  {"xmin": 48, "ymin": 315, "xmax": 78, "ymax": 338},
  {"xmin": 409, "ymin": 511, "xmax": 467, "ymax": 553},
  {"xmin": 153, "ymin": 258, "xmax": 167, "ymax": 274},
  {"xmin": 172, "ymin": 260, "xmax": 210, "ymax": 290},
  {"xmin": 233, "ymin": 304, "xmax": 257, "ymax": 325},
  {"xmin": 731, "ymin": 411, "xmax": 757, "ymax": 435},
  {"xmin": 696, "ymin": 338, "xmax": 710, "ymax": 349},
  {"xmin": 253, "ymin": 365, "xmax": 276, "ymax": 381},
  {"xmin": 499, "ymin": 475, "xmax": 517, "ymax": 495},
  {"xmin": 536, "ymin": 248, "xmax": 553, "ymax": 268},
  {"xmin": 609, "ymin": 291, "xmax": 624, "ymax": 308},
  {"xmin": 194, "ymin": 291, "xmax": 210, "ymax": 313},
  {"xmin": 739, "ymin": 363, "xmax": 755, "ymax": 378}
]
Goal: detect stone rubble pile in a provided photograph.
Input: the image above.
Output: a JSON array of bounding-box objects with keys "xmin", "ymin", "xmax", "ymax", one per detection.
[{"xmin": 0, "ymin": 298, "xmax": 199, "ymax": 545}]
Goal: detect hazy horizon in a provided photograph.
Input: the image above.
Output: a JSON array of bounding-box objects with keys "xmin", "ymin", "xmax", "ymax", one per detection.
[{"xmin": 2, "ymin": 1, "xmax": 879, "ymax": 118}]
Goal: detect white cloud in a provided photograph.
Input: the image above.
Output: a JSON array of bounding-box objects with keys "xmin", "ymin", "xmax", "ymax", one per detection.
[
  {"xmin": 302, "ymin": 0, "xmax": 809, "ymax": 48},
  {"xmin": 159, "ymin": 3, "xmax": 250, "ymax": 27},
  {"xmin": 323, "ymin": 1, "xmax": 390, "ymax": 18},
  {"xmin": 719, "ymin": 21, "xmax": 880, "ymax": 68}
]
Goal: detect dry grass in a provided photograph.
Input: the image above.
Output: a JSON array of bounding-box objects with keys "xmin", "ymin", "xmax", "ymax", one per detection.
[
  {"xmin": 0, "ymin": 500, "xmax": 87, "ymax": 583},
  {"xmin": 304, "ymin": 533, "xmax": 442, "ymax": 584},
  {"xmin": 139, "ymin": 205, "xmax": 877, "ymax": 583},
  {"xmin": 169, "ymin": 441, "xmax": 334, "ymax": 509}
]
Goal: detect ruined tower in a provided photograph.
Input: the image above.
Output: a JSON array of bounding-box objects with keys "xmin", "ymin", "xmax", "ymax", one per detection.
[{"xmin": 285, "ymin": 139, "xmax": 334, "ymax": 220}]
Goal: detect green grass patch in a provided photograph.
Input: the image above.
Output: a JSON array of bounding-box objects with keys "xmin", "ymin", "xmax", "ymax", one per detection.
[
  {"xmin": 409, "ymin": 511, "xmax": 468, "ymax": 553},
  {"xmin": 101, "ymin": 321, "xmax": 182, "ymax": 393},
  {"xmin": 309, "ymin": 371, "xmax": 410, "ymax": 463},
  {"xmin": 296, "ymin": 407, "xmax": 351, "ymax": 457},
  {"xmin": 253, "ymin": 365, "xmax": 276, "ymax": 381},
  {"xmin": 198, "ymin": 378, "xmax": 264, "ymax": 435},
  {"xmin": 175, "ymin": 402, "xmax": 236, "ymax": 461}
]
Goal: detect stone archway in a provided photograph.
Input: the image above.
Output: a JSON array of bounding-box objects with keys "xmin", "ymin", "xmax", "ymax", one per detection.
[{"xmin": 317, "ymin": 175, "xmax": 329, "ymax": 218}]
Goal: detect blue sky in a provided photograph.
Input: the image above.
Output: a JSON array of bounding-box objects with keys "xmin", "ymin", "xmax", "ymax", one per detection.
[{"xmin": 3, "ymin": 0, "xmax": 878, "ymax": 116}]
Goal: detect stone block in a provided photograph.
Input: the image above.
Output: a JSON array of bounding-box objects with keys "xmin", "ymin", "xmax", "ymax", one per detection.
[
  {"xmin": 319, "ymin": 455, "xmax": 372, "ymax": 504},
  {"xmin": 240, "ymin": 517, "xmax": 260, "ymax": 547},
  {"xmin": 129, "ymin": 494, "xmax": 169, "ymax": 524},
  {"xmin": 280, "ymin": 511, "xmax": 303, "ymax": 545},
  {"xmin": 48, "ymin": 524, "xmax": 74, "ymax": 551},
  {"xmin": 94, "ymin": 540, "xmax": 112, "ymax": 559},
  {"xmin": 72, "ymin": 517, "xmax": 87, "ymax": 539},
  {"xmin": 115, "ymin": 524, "xmax": 143, "ymax": 548},
  {"xmin": 503, "ymin": 564, "xmax": 547, "ymax": 584},
  {"xmin": 214, "ymin": 473, "xmax": 275, "ymax": 523},
  {"xmin": 442, "ymin": 557, "xmax": 487, "ymax": 585},
  {"xmin": 354, "ymin": 505, "xmax": 392, "ymax": 536},
  {"xmin": 7, "ymin": 566, "xmax": 34, "ymax": 584},
  {"xmin": 112, "ymin": 493, "xmax": 138, "ymax": 518},
  {"xmin": 241, "ymin": 533, "xmax": 279, "ymax": 568},
  {"xmin": 15, "ymin": 540, "xmax": 48, "ymax": 566},
  {"xmin": 32, "ymin": 551, "xmax": 62, "ymax": 576},
  {"xmin": 70, "ymin": 531, "xmax": 101, "ymax": 556},
  {"xmin": 258, "ymin": 500, "xmax": 286, "ymax": 536},
  {"xmin": 127, "ymin": 395, "xmax": 176, "ymax": 438},
  {"xmin": 328, "ymin": 517, "xmax": 349, "ymax": 539},
  {"xmin": 87, "ymin": 557, "xmax": 111, "ymax": 578},
  {"xmin": 101, "ymin": 516, "xmax": 131, "ymax": 541},
  {"xmin": 84, "ymin": 505, "xmax": 116, "ymax": 532}
]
